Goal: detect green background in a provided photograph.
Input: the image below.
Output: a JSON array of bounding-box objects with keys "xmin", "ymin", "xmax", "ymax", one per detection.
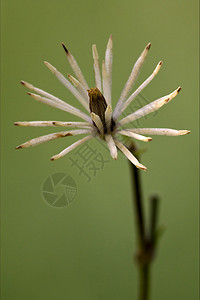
[{"xmin": 1, "ymin": 0, "xmax": 199, "ymax": 299}]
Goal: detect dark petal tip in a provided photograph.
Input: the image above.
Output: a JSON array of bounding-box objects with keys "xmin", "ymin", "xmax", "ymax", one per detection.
[{"xmin": 61, "ymin": 43, "xmax": 69, "ymax": 54}]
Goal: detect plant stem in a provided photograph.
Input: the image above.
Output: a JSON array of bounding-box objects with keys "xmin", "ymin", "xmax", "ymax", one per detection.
[
  {"xmin": 129, "ymin": 154, "xmax": 145, "ymax": 250},
  {"xmin": 139, "ymin": 263, "xmax": 150, "ymax": 300},
  {"xmin": 129, "ymin": 160, "xmax": 150, "ymax": 300},
  {"xmin": 128, "ymin": 145, "xmax": 158, "ymax": 300}
]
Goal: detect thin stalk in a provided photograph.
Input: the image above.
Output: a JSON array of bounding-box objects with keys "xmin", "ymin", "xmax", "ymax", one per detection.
[
  {"xmin": 139, "ymin": 264, "xmax": 150, "ymax": 300},
  {"xmin": 129, "ymin": 156, "xmax": 145, "ymax": 249},
  {"xmin": 128, "ymin": 144, "xmax": 158, "ymax": 300},
  {"xmin": 129, "ymin": 159, "xmax": 150, "ymax": 300}
]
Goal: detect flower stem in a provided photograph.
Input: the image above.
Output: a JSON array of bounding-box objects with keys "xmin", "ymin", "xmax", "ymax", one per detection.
[
  {"xmin": 139, "ymin": 264, "xmax": 150, "ymax": 300},
  {"xmin": 128, "ymin": 143, "xmax": 159, "ymax": 300},
  {"xmin": 129, "ymin": 155, "xmax": 145, "ymax": 250}
]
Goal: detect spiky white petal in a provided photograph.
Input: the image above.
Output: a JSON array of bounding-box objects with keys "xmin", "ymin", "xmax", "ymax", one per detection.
[
  {"xmin": 92, "ymin": 44, "xmax": 102, "ymax": 91},
  {"xmin": 105, "ymin": 134, "xmax": 117, "ymax": 159},
  {"xmin": 44, "ymin": 61, "xmax": 89, "ymax": 111},
  {"xmin": 16, "ymin": 129, "xmax": 92, "ymax": 149},
  {"xmin": 21, "ymin": 80, "xmax": 64, "ymax": 101},
  {"xmin": 105, "ymin": 35, "xmax": 113, "ymax": 92},
  {"xmin": 14, "ymin": 121, "xmax": 92, "ymax": 128},
  {"xmin": 129, "ymin": 128, "xmax": 190, "ymax": 136},
  {"xmin": 62, "ymin": 43, "xmax": 89, "ymax": 90},
  {"xmin": 51, "ymin": 135, "xmax": 93, "ymax": 161},
  {"xmin": 119, "ymin": 87, "xmax": 181, "ymax": 126},
  {"xmin": 21, "ymin": 80, "xmax": 83, "ymax": 110},
  {"xmin": 114, "ymin": 43, "xmax": 151, "ymax": 115},
  {"xmin": 105, "ymin": 105, "xmax": 112, "ymax": 131},
  {"xmin": 27, "ymin": 92, "xmax": 91, "ymax": 123},
  {"xmin": 117, "ymin": 130, "xmax": 152, "ymax": 142},
  {"xmin": 115, "ymin": 139, "xmax": 147, "ymax": 170},
  {"xmin": 67, "ymin": 74, "xmax": 89, "ymax": 106},
  {"xmin": 102, "ymin": 60, "xmax": 111, "ymax": 105},
  {"xmin": 114, "ymin": 61, "xmax": 162, "ymax": 118},
  {"xmin": 90, "ymin": 112, "xmax": 104, "ymax": 135}
]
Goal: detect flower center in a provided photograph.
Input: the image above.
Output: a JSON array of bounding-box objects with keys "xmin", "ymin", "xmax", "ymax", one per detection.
[
  {"xmin": 88, "ymin": 87, "xmax": 116, "ymax": 136},
  {"xmin": 88, "ymin": 88, "xmax": 107, "ymax": 124}
]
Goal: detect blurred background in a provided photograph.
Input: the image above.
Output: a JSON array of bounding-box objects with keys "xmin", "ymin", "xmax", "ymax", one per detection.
[{"xmin": 1, "ymin": 0, "xmax": 199, "ymax": 299}]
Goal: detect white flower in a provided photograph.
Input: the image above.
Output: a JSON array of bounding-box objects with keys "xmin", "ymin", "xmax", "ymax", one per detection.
[{"xmin": 15, "ymin": 35, "xmax": 190, "ymax": 170}]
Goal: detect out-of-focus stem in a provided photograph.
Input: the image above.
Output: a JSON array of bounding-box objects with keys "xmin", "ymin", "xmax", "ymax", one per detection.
[{"xmin": 128, "ymin": 143, "xmax": 160, "ymax": 300}]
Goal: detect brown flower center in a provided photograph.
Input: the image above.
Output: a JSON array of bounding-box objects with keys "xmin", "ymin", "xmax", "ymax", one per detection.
[
  {"xmin": 88, "ymin": 88, "xmax": 107, "ymax": 124},
  {"xmin": 88, "ymin": 87, "xmax": 116, "ymax": 135}
]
